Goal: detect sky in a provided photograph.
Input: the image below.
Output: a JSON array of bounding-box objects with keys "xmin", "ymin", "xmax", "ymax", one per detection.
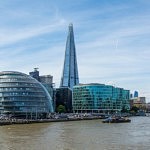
[{"xmin": 0, "ymin": 0, "xmax": 150, "ymax": 102}]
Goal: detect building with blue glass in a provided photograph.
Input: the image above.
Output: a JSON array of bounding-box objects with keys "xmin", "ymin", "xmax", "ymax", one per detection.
[
  {"xmin": 60, "ymin": 23, "xmax": 79, "ymax": 90},
  {"xmin": 29, "ymin": 68, "xmax": 55, "ymax": 110},
  {"xmin": 56, "ymin": 24, "xmax": 79, "ymax": 112},
  {"xmin": 134, "ymin": 91, "xmax": 138, "ymax": 98},
  {"xmin": 73, "ymin": 83, "xmax": 130, "ymax": 113},
  {"xmin": 0, "ymin": 71, "xmax": 54, "ymax": 118}
]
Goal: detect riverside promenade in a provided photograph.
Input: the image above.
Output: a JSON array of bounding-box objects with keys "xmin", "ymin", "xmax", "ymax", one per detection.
[{"xmin": 0, "ymin": 114, "xmax": 106, "ymax": 126}]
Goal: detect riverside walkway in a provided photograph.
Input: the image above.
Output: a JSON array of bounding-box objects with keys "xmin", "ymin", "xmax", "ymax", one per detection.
[{"xmin": 0, "ymin": 115, "xmax": 105, "ymax": 126}]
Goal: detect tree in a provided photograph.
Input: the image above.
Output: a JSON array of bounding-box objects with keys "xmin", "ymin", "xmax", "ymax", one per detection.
[
  {"xmin": 121, "ymin": 106, "xmax": 129, "ymax": 113},
  {"xmin": 57, "ymin": 105, "xmax": 66, "ymax": 113},
  {"xmin": 130, "ymin": 106, "xmax": 139, "ymax": 113}
]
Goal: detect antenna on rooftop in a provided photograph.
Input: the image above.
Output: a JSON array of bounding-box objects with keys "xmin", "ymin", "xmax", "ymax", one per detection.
[{"xmin": 34, "ymin": 68, "xmax": 39, "ymax": 72}]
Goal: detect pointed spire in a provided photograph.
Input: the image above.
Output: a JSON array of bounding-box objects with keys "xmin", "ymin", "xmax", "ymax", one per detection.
[{"xmin": 60, "ymin": 23, "xmax": 79, "ymax": 89}]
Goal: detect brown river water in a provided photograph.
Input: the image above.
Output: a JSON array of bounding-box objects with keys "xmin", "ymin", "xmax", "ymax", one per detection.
[{"xmin": 0, "ymin": 117, "xmax": 150, "ymax": 150}]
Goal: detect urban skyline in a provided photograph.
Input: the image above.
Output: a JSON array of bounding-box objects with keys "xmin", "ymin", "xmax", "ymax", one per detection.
[{"xmin": 0, "ymin": 0, "xmax": 149, "ymax": 101}]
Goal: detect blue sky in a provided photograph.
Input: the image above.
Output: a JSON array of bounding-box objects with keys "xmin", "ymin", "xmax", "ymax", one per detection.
[{"xmin": 0, "ymin": 0, "xmax": 150, "ymax": 101}]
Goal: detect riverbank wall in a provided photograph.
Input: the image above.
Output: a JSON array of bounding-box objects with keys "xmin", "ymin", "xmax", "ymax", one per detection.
[{"xmin": 0, "ymin": 116, "xmax": 103, "ymax": 126}]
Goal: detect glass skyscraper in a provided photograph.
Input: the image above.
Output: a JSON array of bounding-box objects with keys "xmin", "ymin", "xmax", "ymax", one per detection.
[
  {"xmin": 60, "ymin": 23, "xmax": 79, "ymax": 90},
  {"xmin": 134, "ymin": 91, "xmax": 138, "ymax": 97}
]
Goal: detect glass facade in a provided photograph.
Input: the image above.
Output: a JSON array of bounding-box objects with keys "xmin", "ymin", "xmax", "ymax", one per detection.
[
  {"xmin": 134, "ymin": 91, "xmax": 138, "ymax": 97},
  {"xmin": 0, "ymin": 71, "xmax": 54, "ymax": 118},
  {"xmin": 56, "ymin": 87, "xmax": 72, "ymax": 112},
  {"xmin": 73, "ymin": 83, "xmax": 130, "ymax": 113},
  {"xmin": 60, "ymin": 23, "xmax": 79, "ymax": 89}
]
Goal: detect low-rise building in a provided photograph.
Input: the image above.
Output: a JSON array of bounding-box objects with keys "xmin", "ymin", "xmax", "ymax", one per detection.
[
  {"xmin": 146, "ymin": 103, "xmax": 150, "ymax": 112},
  {"xmin": 0, "ymin": 71, "xmax": 54, "ymax": 118},
  {"xmin": 132, "ymin": 97, "xmax": 146, "ymax": 110},
  {"xmin": 73, "ymin": 83, "xmax": 130, "ymax": 113}
]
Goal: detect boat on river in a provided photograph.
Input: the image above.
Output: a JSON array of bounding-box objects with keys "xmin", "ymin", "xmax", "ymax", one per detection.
[{"xmin": 102, "ymin": 116, "xmax": 131, "ymax": 123}]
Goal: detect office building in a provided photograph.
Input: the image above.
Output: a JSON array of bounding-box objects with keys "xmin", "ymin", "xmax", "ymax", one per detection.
[
  {"xmin": 29, "ymin": 69, "xmax": 54, "ymax": 100},
  {"xmin": 60, "ymin": 23, "xmax": 79, "ymax": 90},
  {"xmin": 29, "ymin": 68, "xmax": 40, "ymax": 81},
  {"xmin": 40, "ymin": 75, "xmax": 53, "ymax": 84},
  {"xmin": 73, "ymin": 83, "xmax": 130, "ymax": 113},
  {"xmin": 0, "ymin": 71, "xmax": 54, "ymax": 118},
  {"xmin": 39, "ymin": 75, "xmax": 54, "ymax": 98},
  {"xmin": 132, "ymin": 97, "xmax": 146, "ymax": 109},
  {"xmin": 134, "ymin": 91, "xmax": 138, "ymax": 97},
  {"xmin": 55, "ymin": 87, "xmax": 72, "ymax": 112}
]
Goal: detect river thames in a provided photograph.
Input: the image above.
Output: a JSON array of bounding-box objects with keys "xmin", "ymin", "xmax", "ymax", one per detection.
[{"xmin": 0, "ymin": 117, "xmax": 150, "ymax": 150}]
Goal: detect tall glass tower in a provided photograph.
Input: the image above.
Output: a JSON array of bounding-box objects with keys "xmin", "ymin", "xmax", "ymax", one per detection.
[{"xmin": 60, "ymin": 23, "xmax": 79, "ymax": 90}]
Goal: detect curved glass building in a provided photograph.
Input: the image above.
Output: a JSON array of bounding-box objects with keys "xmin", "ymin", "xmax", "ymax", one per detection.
[{"xmin": 0, "ymin": 71, "xmax": 54, "ymax": 118}]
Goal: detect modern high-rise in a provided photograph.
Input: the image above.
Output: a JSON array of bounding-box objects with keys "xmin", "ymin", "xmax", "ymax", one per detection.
[
  {"xmin": 134, "ymin": 91, "xmax": 138, "ymax": 97},
  {"xmin": 60, "ymin": 23, "xmax": 79, "ymax": 90}
]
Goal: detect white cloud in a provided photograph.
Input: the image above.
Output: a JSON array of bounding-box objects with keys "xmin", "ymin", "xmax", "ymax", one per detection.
[
  {"xmin": 0, "ymin": 0, "xmax": 150, "ymax": 101},
  {"xmin": 0, "ymin": 19, "xmax": 66, "ymax": 46}
]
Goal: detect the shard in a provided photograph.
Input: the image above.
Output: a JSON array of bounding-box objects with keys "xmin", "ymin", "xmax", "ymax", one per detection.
[{"xmin": 60, "ymin": 23, "xmax": 79, "ymax": 90}]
